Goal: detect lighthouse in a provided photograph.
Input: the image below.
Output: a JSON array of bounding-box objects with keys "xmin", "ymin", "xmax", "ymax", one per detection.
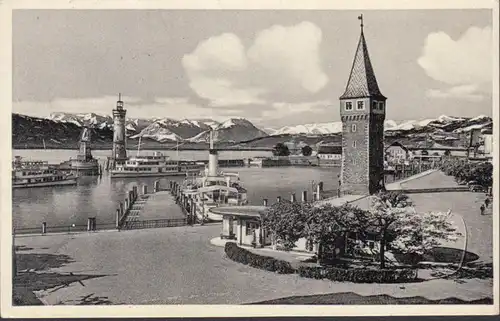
[{"xmin": 112, "ymin": 93, "xmax": 128, "ymax": 161}]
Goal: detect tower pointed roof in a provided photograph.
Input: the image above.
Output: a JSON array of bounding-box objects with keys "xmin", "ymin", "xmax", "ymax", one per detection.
[{"xmin": 340, "ymin": 18, "xmax": 385, "ymax": 100}]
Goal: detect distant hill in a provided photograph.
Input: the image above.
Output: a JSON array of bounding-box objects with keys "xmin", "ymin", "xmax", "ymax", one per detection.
[{"xmin": 12, "ymin": 112, "xmax": 492, "ymax": 150}]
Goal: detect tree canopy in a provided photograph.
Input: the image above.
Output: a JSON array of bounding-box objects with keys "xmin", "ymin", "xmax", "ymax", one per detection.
[
  {"xmin": 272, "ymin": 143, "xmax": 291, "ymax": 156},
  {"xmin": 301, "ymin": 145, "xmax": 313, "ymax": 156},
  {"xmin": 262, "ymin": 191, "xmax": 459, "ymax": 269}
]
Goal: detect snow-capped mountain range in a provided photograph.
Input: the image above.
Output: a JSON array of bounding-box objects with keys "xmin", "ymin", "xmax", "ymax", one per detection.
[
  {"xmin": 43, "ymin": 112, "xmax": 492, "ymax": 144},
  {"xmin": 46, "ymin": 112, "xmax": 267, "ymax": 143},
  {"xmin": 270, "ymin": 115, "xmax": 492, "ymax": 135}
]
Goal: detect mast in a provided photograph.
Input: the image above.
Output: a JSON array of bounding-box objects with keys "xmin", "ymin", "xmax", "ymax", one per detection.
[{"xmin": 137, "ymin": 136, "xmax": 142, "ymax": 157}]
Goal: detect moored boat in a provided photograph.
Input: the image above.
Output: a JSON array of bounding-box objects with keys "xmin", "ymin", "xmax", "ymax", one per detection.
[{"xmin": 12, "ymin": 156, "xmax": 78, "ymax": 189}]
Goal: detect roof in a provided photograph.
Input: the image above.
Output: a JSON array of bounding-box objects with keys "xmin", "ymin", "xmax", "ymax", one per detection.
[
  {"xmin": 209, "ymin": 206, "xmax": 267, "ymax": 218},
  {"xmin": 317, "ymin": 145, "xmax": 342, "ymax": 155},
  {"xmin": 385, "ymin": 141, "xmax": 409, "ymax": 152},
  {"xmin": 340, "ymin": 29, "xmax": 385, "ymax": 100}
]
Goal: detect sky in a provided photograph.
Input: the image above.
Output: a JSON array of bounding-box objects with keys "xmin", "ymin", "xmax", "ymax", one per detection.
[{"xmin": 12, "ymin": 9, "xmax": 493, "ymax": 128}]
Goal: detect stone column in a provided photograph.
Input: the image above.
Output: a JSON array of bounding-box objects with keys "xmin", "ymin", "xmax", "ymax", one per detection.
[
  {"xmin": 124, "ymin": 198, "xmax": 129, "ymax": 211},
  {"xmin": 316, "ymin": 184, "xmax": 321, "ymax": 201},
  {"xmin": 119, "ymin": 202, "xmax": 124, "ymax": 217},
  {"xmin": 116, "ymin": 209, "xmax": 121, "ymax": 228},
  {"xmin": 263, "ymin": 198, "xmax": 268, "ymax": 207},
  {"xmin": 301, "ymin": 191, "xmax": 308, "ymax": 203},
  {"xmin": 290, "ymin": 193, "xmax": 296, "ymax": 202},
  {"xmin": 276, "ymin": 196, "xmax": 281, "ymax": 203}
]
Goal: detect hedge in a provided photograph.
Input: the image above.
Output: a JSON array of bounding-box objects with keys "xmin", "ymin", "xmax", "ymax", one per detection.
[
  {"xmin": 224, "ymin": 242, "xmax": 295, "ymax": 274},
  {"xmin": 225, "ymin": 242, "xmax": 418, "ymax": 283},
  {"xmin": 296, "ymin": 266, "xmax": 418, "ymax": 283}
]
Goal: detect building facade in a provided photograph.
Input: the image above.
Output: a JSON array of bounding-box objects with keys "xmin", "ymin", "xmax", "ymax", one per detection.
[
  {"xmin": 339, "ymin": 17, "xmax": 386, "ymax": 195},
  {"xmin": 385, "ymin": 142, "xmax": 409, "ymax": 163},
  {"xmin": 317, "ymin": 145, "xmax": 342, "ymax": 167},
  {"xmin": 112, "ymin": 94, "xmax": 128, "ymax": 161}
]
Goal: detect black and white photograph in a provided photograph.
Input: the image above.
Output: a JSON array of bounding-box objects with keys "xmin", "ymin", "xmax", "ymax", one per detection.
[{"xmin": 1, "ymin": 0, "xmax": 498, "ymax": 317}]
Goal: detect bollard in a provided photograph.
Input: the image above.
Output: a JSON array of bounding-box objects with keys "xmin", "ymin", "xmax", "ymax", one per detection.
[
  {"xmin": 316, "ymin": 184, "xmax": 322, "ymax": 201},
  {"xmin": 263, "ymin": 198, "xmax": 268, "ymax": 207},
  {"xmin": 301, "ymin": 191, "xmax": 308, "ymax": 203},
  {"xmin": 276, "ymin": 196, "xmax": 281, "ymax": 203},
  {"xmin": 87, "ymin": 218, "xmax": 92, "ymax": 231},
  {"xmin": 124, "ymin": 198, "xmax": 129, "ymax": 211},
  {"xmin": 290, "ymin": 193, "xmax": 296, "ymax": 202},
  {"xmin": 92, "ymin": 217, "xmax": 97, "ymax": 231},
  {"xmin": 41, "ymin": 222, "xmax": 47, "ymax": 234},
  {"xmin": 116, "ymin": 209, "xmax": 121, "ymax": 228},
  {"xmin": 129, "ymin": 191, "xmax": 134, "ymax": 205},
  {"xmin": 142, "ymin": 185, "xmax": 148, "ymax": 195},
  {"xmin": 119, "ymin": 202, "xmax": 124, "ymax": 217}
]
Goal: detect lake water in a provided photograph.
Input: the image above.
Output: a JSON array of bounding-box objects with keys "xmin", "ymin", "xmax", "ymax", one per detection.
[{"xmin": 12, "ymin": 149, "xmax": 340, "ymax": 230}]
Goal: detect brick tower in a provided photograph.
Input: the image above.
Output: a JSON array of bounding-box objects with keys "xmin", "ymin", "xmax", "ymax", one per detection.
[
  {"xmin": 112, "ymin": 93, "xmax": 127, "ymax": 161},
  {"xmin": 339, "ymin": 15, "xmax": 386, "ymax": 195}
]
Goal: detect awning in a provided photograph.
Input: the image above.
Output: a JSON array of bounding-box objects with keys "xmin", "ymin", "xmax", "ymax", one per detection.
[{"xmin": 197, "ymin": 185, "xmax": 239, "ymax": 194}]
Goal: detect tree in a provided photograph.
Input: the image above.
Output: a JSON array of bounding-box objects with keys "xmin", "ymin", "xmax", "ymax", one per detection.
[
  {"xmin": 301, "ymin": 145, "xmax": 313, "ymax": 156},
  {"xmin": 444, "ymin": 150, "xmax": 451, "ymax": 157},
  {"xmin": 272, "ymin": 143, "xmax": 291, "ymax": 156},
  {"xmin": 262, "ymin": 200, "xmax": 311, "ymax": 250},
  {"xmin": 367, "ymin": 192, "xmax": 415, "ymax": 269},
  {"xmin": 390, "ymin": 210, "xmax": 460, "ymax": 260}
]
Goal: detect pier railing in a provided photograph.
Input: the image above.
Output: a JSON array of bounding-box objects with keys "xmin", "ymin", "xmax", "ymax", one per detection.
[
  {"xmin": 13, "ymin": 222, "xmax": 117, "ymax": 236},
  {"xmin": 122, "ymin": 218, "xmax": 187, "ymax": 230}
]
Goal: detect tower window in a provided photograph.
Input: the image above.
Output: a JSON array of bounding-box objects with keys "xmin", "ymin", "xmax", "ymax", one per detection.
[
  {"xmin": 372, "ymin": 101, "xmax": 378, "ymax": 110},
  {"xmin": 351, "ymin": 124, "xmax": 357, "ymax": 132},
  {"xmin": 345, "ymin": 102, "xmax": 353, "ymax": 111},
  {"xmin": 378, "ymin": 102, "xmax": 384, "ymax": 110},
  {"xmin": 357, "ymin": 101, "xmax": 365, "ymax": 110},
  {"xmin": 353, "ymin": 141, "xmax": 357, "ymax": 148}
]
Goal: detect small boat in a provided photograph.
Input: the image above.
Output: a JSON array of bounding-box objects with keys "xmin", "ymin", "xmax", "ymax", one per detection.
[{"xmin": 12, "ymin": 156, "xmax": 78, "ymax": 189}]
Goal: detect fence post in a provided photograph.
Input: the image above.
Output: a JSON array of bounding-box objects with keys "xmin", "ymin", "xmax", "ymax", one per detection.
[
  {"xmin": 263, "ymin": 198, "xmax": 268, "ymax": 207},
  {"xmin": 290, "ymin": 193, "xmax": 296, "ymax": 202},
  {"xmin": 41, "ymin": 222, "xmax": 47, "ymax": 234},
  {"xmin": 276, "ymin": 196, "xmax": 281, "ymax": 203},
  {"xmin": 116, "ymin": 209, "xmax": 120, "ymax": 229},
  {"xmin": 87, "ymin": 218, "xmax": 92, "ymax": 231}
]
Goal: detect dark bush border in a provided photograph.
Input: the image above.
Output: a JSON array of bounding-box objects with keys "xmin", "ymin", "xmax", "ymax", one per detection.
[
  {"xmin": 224, "ymin": 242, "xmax": 295, "ymax": 274},
  {"xmin": 225, "ymin": 242, "xmax": 418, "ymax": 283}
]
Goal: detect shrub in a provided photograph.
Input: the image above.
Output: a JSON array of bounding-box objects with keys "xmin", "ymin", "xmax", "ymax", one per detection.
[
  {"xmin": 224, "ymin": 242, "xmax": 295, "ymax": 274},
  {"xmin": 296, "ymin": 265, "xmax": 418, "ymax": 283}
]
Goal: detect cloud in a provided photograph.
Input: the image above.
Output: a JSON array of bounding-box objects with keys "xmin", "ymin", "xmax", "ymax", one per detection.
[
  {"xmin": 182, "ymin": 21, "xmax": 328, "ymax": 107},
  {"xmin": 426, "ymin": 85, "xmax": 485, "ymax": 102},
  {"xmin": 261, "ymin": 100, "xmax": 330, "ymax": 120},
  {"xmin": 418, "ymin": 26, "xmax": 492, "ymax": 100}
]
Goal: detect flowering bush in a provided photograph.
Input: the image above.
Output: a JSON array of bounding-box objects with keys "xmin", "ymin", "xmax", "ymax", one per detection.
[{"xmin": 296, "ymin": 266, "xmax": 418, "ymax": 283}]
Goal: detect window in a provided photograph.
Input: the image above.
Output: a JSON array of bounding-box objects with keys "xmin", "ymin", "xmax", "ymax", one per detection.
[
  {"xmin": 372, "ymin": 101, "xmax": 378, "ymax": 110},
  {"xmin": 345, "ymin": 102, "xmax": 353, "ymax": 111},
  {"xmin": 357, "ymin": 101, "xmax": 364, "ymax": 110},
  {"xmin": 352, "ymin": 158, "xmax": 356, "ymax": 165},
  {"xmin": 378, "ymin": 102, "xmax": 384, "ymax": 110},
  {"xmin": 353, "ymin": 141, "xmax": 357, "ymax": 148},
  {"xmin": 351, "ymin": 124, "xmax": 357, "ymax": 132}
]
